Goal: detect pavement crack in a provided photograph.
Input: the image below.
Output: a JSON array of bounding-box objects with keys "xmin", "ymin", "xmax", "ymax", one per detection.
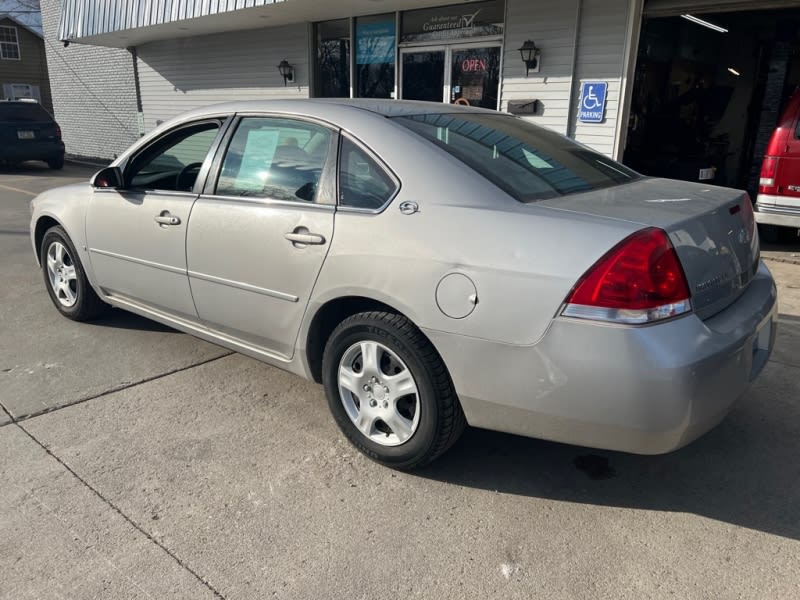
[
  {"xmin": 0, "ymin": 352, "xmax": 235, "ymax": 428},
  {"xmin": 13, "ymin": 421, "xmax": 228, "ymax": 600},
  {"xmin": 0, "ymin": 400, "xmax": 14, "ymax": 424}
]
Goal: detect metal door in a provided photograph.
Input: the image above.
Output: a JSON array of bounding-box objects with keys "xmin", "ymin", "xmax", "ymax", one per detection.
[
  {"xmin": 85, "ymin": 120, "xmax": 226, "ymax": 320},
  {"xmin": 186, "ymin": 116, "xmax": 338, "ymax": 359}
]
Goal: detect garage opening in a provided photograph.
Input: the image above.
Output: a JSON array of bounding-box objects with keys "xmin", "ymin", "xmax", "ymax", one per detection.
[{"xmin": 624, "ymin": 7, "xmax": 800, "ymax": 196}]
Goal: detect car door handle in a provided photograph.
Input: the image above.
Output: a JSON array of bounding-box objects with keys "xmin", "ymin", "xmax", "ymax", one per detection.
[
  {"xmin": 154, "ymin": 212, "xmax": 181, "ymax": 226},
  {"xmin": 285, "ymin": 231, "xmax": 326, "ymax": 245}
]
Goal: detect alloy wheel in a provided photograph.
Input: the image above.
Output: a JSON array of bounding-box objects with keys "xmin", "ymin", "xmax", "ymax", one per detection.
[{"xmin": 337, "ymin": 340, "xmax": 421, "ymax": 446}]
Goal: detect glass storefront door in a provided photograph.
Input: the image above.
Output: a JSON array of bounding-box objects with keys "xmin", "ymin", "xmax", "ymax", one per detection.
[
  {"xmin": 401, "ymin": 49, "xmax": 446, "ymax": 102},
  {"xmin": 450, "ymin": 46, "xmax": 500, "ymax": 109},
  {"xmin": 400, "ymin": 44, "xmax": 501, "ymax": 109}
]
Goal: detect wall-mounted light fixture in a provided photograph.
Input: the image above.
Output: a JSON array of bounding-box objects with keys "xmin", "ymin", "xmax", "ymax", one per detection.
[
  {"xmin": 518, "ymin": 40, "xmax": 540, "ymax": 76},
  {"xmin": 277, "ymin": 60, "xmax": 295, "ymax": 86}
]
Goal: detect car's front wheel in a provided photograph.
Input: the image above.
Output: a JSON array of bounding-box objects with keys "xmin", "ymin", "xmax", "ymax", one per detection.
[
  {"xmin": 322, "ymin": 311, "xmax": 465, "ymax": 469},
  {"xmin": 41, "ymin": 226, "xmax": 107, "ymax": 321}
]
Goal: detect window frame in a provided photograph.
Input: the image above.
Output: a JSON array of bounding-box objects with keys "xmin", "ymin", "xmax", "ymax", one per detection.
[
  {"xmin": 201, "ymin": 113, "xmax": 340, "ymax": 209},
  {"xmin": 336, "ymin": 132, "xmax": 401, "ymax": 214},
  {"xmin": 0, "ymin": 25, "xmax": 21, "ymax": 61},
  {"xmin": 120, "ymin": 116, "xmax": 231, "ymax": 195}
]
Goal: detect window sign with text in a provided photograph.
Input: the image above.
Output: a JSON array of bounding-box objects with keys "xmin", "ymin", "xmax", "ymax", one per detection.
[
  {"xmin": 401, "ymin": 0, "xmax": 504, "ymax": 43},
  {"xmin": 357, "ymin": 20, "xmax": 396, "ymax": 64}
]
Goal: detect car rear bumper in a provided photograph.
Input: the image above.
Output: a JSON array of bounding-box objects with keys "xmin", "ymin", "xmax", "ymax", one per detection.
[
  {"xmin": 0, "ymin": 141, "xmax": 64, "ymax": 162},
  {"xmin": 424, "ymin": 261, "xmax": 778, "ymax": 454},
  {"xmin": 755, "ymin": 195, "xmax": 800, "ymax": 228}
]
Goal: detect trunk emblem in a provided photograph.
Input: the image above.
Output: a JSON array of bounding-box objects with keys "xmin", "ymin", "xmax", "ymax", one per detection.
[{"xmin": 695, "ymin": 274, "xmax": 727, "ymax": 292}]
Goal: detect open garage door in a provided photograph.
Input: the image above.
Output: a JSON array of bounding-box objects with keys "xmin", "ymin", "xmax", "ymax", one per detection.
[
  {"xmin": 625, "ymin": 5, "xmax": 800, "ymax": 195},
  {"xmin": 645, "ymin": 0, "xmax": 800, "ymax": 17}
]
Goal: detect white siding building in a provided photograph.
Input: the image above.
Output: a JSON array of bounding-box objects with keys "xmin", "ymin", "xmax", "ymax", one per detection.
[
  {"xmin": 40, "ymin": 0, "xmax": 640, "ymax": 161},
  {"xmin": 41, "ymin": 0, "xmax": 800, "ymax": 188}
]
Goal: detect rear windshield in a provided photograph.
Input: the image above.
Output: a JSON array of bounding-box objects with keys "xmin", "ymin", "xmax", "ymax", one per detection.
[
  {"xmin": 0, "ymin": 103, "xmax": 53, "ymax": 123},
  {"xmin": 393, "ymin": 113, "xmax": 639, "ymax": 202}
]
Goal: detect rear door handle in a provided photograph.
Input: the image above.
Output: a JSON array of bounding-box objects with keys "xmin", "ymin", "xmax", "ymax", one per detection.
[
  {"xmin": 285, "ymin": 230, "xmax": 326, "ymax": 245},
  {"xmin": 154, "ymin": 212, "xmax": 181, "ymax": 226}
]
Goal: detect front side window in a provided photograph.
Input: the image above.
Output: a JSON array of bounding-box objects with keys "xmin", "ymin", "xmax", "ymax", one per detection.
[
  {"xmin": 216, "ymin": 117, "xmax": 333, "ymax": 203},
  {"xmin": 128, "ymin": 122, "xmax": 220, "ymax": 191},
  {"xmin": 0, "ymin": 26, "xmax": 20, "ymax": 60},
  {"xmin": 394, "ymin": 113, "xmax": 639, "ymax": 202},
  {"xmin": 338, "ymin": 138, "xmax": 397, "ymax": 210}
]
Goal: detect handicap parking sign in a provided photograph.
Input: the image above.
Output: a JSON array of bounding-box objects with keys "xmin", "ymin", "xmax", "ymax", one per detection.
[{"xmin": 578, "ymin": 81, "xmax": 608, "ymax": 123}]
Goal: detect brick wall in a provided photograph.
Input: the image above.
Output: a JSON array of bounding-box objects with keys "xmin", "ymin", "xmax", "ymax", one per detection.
[{"xmin": 40, "ymin": 0, "xmax": 139, "ymax": 162}]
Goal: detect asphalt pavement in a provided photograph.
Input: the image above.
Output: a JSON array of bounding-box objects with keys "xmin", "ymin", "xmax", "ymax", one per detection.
[{"xmin": 1, "ymin": 162, "xmax": 799, "ymax": 599}]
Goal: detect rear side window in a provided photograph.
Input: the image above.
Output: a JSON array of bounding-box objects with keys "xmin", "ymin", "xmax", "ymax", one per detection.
[
  {"xmin": 338, "ymin": 138, "xmax": 397, "ymax": 210},
  {"xmin": 0, "ymin": 103, "xmax": 52, "ymax": 122},
  {"xmin": 394, "ymin": 113, "xmax": 639, "ymax": 203}
]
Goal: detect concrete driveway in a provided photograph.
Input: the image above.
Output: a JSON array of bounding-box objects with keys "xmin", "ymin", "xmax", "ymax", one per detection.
[{"xmin": 1, "ymin": 162, "xmax": 799, "ymax": 599}]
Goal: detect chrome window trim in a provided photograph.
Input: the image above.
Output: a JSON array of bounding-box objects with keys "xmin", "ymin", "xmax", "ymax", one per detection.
[{"xmin": 194, "ymin": 193, "xmax": 337, "ymax": 212}]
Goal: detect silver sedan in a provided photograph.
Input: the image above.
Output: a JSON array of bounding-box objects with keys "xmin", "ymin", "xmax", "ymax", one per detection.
[{"xmin": 30, "ymin": 100, "xmax": 777, "ymax": 469}]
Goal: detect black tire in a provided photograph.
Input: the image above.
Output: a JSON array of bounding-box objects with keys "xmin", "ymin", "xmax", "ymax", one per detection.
[
  {"xmin": 41, "ymin": 226, "xmax": 107, "ymax": 321},
  {"xmin": 47, "ymin": 156, "xmax": 64, "ymax": 170},
  {"xmin": 322, "ymin": 311, "xmax": 466, "ymax": 470}
]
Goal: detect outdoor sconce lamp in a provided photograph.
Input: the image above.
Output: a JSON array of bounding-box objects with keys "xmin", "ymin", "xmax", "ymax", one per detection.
[
  {"xmin": 518, "ymin": 40, "xmax": 540, "ymax": 76},
  {"xmin": 278, "ymin": 60, "xmax": 295, "ymax": 85}
]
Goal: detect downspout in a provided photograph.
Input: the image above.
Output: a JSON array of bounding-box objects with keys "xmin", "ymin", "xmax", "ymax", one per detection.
[
  {"xmin": 129, "ymin": 46, "xmax": 144, "ymax": 137},
  {"xmin": 565, "ymin": 0, "xmax": 583, "ymax": 138}
]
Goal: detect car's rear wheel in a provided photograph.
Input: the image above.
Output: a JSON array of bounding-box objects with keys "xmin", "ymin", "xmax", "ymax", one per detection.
[
  {"xmin": 41, "ymin": 226, "xmax": 107, "ymax": 321},
  {"xmin": 322, "ymin": 311, "xmax": 465, "ymax": 469},
  {"xmin": 47, "ymin": 156, "xmax": 65, "ymax": 170}
]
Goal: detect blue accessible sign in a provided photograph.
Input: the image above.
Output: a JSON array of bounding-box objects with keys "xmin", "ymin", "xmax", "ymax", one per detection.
[{"xmin": 578, "ymin": 81, "xmax": 608, "ymax": 123}]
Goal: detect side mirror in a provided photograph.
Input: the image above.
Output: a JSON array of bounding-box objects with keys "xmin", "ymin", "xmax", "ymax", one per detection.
[{"xmin": 91, "ymin": 166, "xmax": 123, "ymax": 189}]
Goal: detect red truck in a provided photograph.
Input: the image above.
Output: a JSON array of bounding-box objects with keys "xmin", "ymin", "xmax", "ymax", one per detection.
[{"xmin": 755, "ymin": 91, "xmax": 800, "ymax": 239}]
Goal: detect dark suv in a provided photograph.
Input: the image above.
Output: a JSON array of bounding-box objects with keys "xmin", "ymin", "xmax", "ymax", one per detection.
[{"xmin": 0, "ymin": 100, "xmax": 65, "ymax": 169}]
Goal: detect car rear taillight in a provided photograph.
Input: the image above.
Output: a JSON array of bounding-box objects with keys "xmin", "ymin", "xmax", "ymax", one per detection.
[
  {"xmin": 759, "ymin": 156, "xmax": 778, "ymax": 194},
  {"xmin": 741, "ymin": 196, "xmax": 756, "ymax": 242},
  {"xmin": 54, "ymin": 123, "xmax": 62, "ymax": 140},
  {"xmin": 562, "ymin": 228, "xmax": 692, "ymax": 324}
]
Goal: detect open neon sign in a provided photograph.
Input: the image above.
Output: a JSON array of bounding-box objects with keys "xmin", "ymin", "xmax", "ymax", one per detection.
[{"xmin": 461, "ymin": 58, "xmax": 487, "ymax": 73}]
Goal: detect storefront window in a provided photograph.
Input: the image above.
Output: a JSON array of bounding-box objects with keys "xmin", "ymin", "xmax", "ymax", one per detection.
[
  {"xmin": 355, "ymin": 14, "xmax": 396, "ymax": 99},
  {"xmin": 400, "ymin": 0, "xmax": 504, "ymax": 44},
  {"xmin": 315, "ymin": 19, "xmax": 350, "ymax": 98}
]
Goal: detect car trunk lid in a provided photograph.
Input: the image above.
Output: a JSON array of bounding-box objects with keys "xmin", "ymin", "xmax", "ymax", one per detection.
[{"xmin": 537, "ymin": 178, "xmax": 759, "ymax": 319}]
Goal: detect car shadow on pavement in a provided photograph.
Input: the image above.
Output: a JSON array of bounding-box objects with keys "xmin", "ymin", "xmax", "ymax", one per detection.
[
  {"xmin": 420, "ymin": 403, "xmax": 800, "ymax": 541},
  {"xmin": 88, "ymin": 308, "xmax": 178, "ymax": 333}
]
